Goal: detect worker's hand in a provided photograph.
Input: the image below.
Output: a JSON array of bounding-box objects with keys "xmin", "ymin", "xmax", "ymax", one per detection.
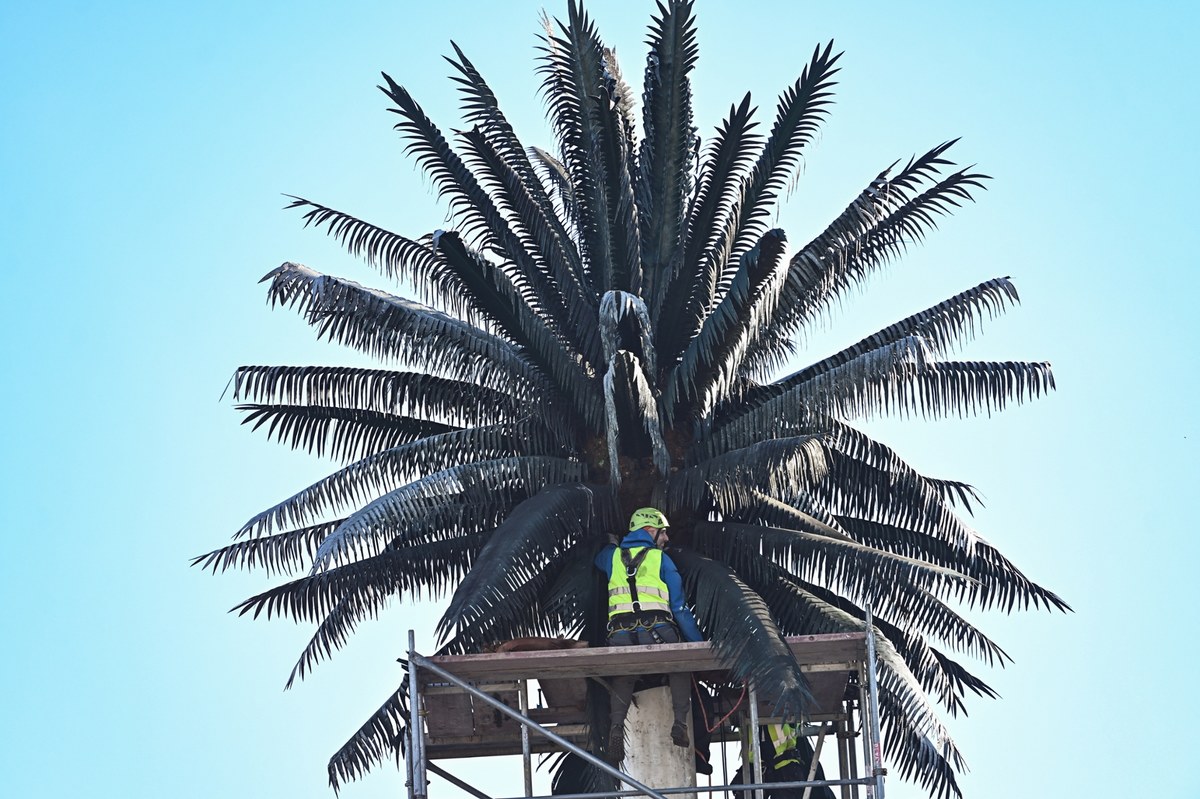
[{"xmin": 607, "ymin": 532, "xmax": 620, "ymax": 545}]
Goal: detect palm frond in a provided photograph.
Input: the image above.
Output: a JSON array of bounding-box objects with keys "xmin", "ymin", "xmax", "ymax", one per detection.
[
  {"xmin": 692, "ymin": 520, "xmax": 972, "ymax": 602},
  {"xmin": 261, "ymin": 262, "xmax": 544, "ymax": 396},
  {"xmin": 670, "ymin": 435, "xmax": 828, "ymax": 510},
  {"xmin": 229, "ymin": 364, "xmax": 578, "ymax": 450},
  {"xmin": 430, "ymin": 230, "xmax": 603, "ymax": 428},
  {"xmin": 192, "ymin": 518, "xmax": 340, "ymax": 577},
  {"xmin": 722, "ymin": 420, "xmax": 971, "ymax": 553},
  {"xmin": 537, "ymin": 1, "xmax": 613, "ymax": 289},
  {"xmin": 603, "ymin": 351, "xmax": 669, "ymax": 485},
  {"xmin": 905, "ymin": 360, "xmax": 1056, "ymax": 418},
  {"xmin": 925, "ymin": 477, "xmax": 984, "ymax": 516},
  {"xmin": 436, "ymin": 539, "xmax": 603, "ymax": 655},
  {"xmin": 735, "ymin": 563, "xmax": 992, "ymax": 719},
  {"xmin": 445, "ymin": 42, "xmax": 583, "ymax": 288},
  {"xmin": 379, "ymin": 72, "xmax": 510, "ymax": 251},
  {"xmin": 636, "ymin": 0, "xmax": 699, "ymax": 314},
  {"xmin": 657, "ymin": 93, "xmax": 760, "ymax": 363},
  {"xmin": 796, "ymin": 583, "xmax": 1002, "ymax": 715},
  {"xmin": 720, "ymin": 42, "xmax": 840, "ymax": 275},
  {"xmin": 326, "ymin": 686, "xmax": 407, "ymax": 794},
  {"xmin": 738, "ymin": 276, "xmax": 1023, "ymax": 404},
  {"xmin": 836, "ymin": 515, "xmax": 1070, "ymax": 613},
  {"xmin": 234, "ymin": 423, "xmax": 551, "ymax": 540},
  {"xmin": 283, "ymin": 197, "xmax": 453, "ymax": 306},
  {"xmin": 778, "ymin": 580, "xmax": 969, "ymax": 799},
  {"xmin": 670, "ymin": 548, "xmax": 811, "ymax": 719},
  {"xmin": 592, "ymin": 75, "xmax": 644, "ymax": 296},
  {"xmin": 529, "ymin": 145, "xmax": 580, "ymax": 232},
  {"xmin": 236, "ymin": 404, "xmax": 456, "ymax": 464},
  {"xmin": 228, "ymin": 366, "xmax": 523, "ymax": 422},
  {"xmin": 311, "ymin": 456, "xmax": 585, "ymax": 572},
  {"xmin": 458, "ymin": 125, "xmax": 601, "ymax": 365},
  {"xmin": 439, "ymin": 483, "xmax": 597, "ymax": 639},
  {"xmin": 815, "ymin": 442, "xmax": 978, "ymax": 550},
  {"xmin": 286, "ymin": 531, "xmax": 491, "ymax": 688},
  {"xmin": 542, "ymin": 536, "xmax": 616, "ymax": 642},
  {"xmin": 549, "ymin": 751, "xmax": 617, "ymax": 799},
  {"xmin": 778, "ymin": 166, "xmax": 990, "ymax": 339},
  {"xmin": 733, "ymin": 352, "xmax": 1055, "ymax": 426},
  {"xmin": 876, "ymin": 660, "xmax": 965, "ymax": 799},
  {"xmin": 599, "ymin": 290, "xmax": 657, "ymax": 375},
  {"xmin": 742, "ymin": 573, "xmax": 965, "ymax": 798},
  {"xmin": 728, "ymin": 488, "xmax": 854, "ymax": 540},
  {"xmin": 232, "ymin": 531, "xmax": 486, "ymax": 625},
  {"xmin": 711, "ymin": 496, "xmax": 1013, "ymax": 663},
  {"xmin": 665, "ymin": 228, "xmax": 788, "ymax": 417},
  {"xmin": 740, "ymin": 335, "xmax": 937, "ymax": 428}
]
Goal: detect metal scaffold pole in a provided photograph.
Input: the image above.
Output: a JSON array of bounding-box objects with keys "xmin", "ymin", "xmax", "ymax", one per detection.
[
  {"xmin": 408, "ymin": 630, "xmax": 428, "ymax": 799},
  {"xmin": 863, "ymin": 607, "xmax": 885, "ymax": 799},
  {"xmin": 747, "ymin": 682, "xmax": 764, "ymax": 799},
  {"xmin": 857, "ymin": 675, "xmax": 873, "ymax": 799},
  {"xmin": 519, "ymin": 679, "xmax": 533, "ymax": 797}
]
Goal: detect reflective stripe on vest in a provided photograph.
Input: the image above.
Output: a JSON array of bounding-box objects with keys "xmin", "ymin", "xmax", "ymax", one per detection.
[
  {"xmin": 607, "ymin": 546, "xmax": 671, "ymax": 618},
  {"xmin": 769, "ymin": 723, "xmax": 801, "ymax": 768},
  {"xmin": 746, "ymin": 724, "xmax": 801, "ymax": 767}
]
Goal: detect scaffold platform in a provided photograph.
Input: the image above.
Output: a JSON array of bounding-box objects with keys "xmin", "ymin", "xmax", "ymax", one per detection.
[{"xmin": 404, "ymin": 627, "xmax": 888, "ymax": 799}]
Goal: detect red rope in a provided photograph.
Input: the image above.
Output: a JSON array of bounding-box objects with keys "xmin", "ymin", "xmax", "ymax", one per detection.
[{"xmin": 694, "ymin": 676, "xmax": 748, "ymax": 734}]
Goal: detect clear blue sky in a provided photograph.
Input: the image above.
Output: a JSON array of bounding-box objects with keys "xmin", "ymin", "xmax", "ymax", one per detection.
[{"xmin": 2, "ymin": 1, "xmax": 1196, "ymax": 797}]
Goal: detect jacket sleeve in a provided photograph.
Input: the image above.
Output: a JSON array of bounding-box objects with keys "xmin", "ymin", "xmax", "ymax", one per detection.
[
  {"xmin": 594, "ymin": 544, "xmax": 615, "ymax": 577},
  {"xmin": 660, "ymin": 552, "xmax": 704, "ymax": 642}
]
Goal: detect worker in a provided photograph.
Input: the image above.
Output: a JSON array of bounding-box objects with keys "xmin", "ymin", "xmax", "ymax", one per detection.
[
  {"xmin": 594, "ymin": 507, "xmax": 704, "ymax": 764},
  {"xmin": 734, "ymin": 721, "xmax": 834, "ymax": 799}
]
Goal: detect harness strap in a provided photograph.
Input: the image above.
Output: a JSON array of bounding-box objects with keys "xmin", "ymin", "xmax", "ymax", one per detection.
[{"xmin": 619, "ymin": 547, "xmax": 653, "ymax": 614}]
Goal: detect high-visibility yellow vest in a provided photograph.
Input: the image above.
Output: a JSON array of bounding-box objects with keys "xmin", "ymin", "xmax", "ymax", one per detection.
[
  {"xmin": 746, "ymin": 723, "xmax": 802, "ymax": 768},
  {"xmin": 607, "ymin": 546, "xmax": 671, "ymax": 618}
]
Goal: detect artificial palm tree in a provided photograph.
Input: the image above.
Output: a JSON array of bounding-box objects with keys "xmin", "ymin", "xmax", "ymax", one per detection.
[{"xmin": 197, "ymin": 2, "xmax": 1066, "ymax": 797}]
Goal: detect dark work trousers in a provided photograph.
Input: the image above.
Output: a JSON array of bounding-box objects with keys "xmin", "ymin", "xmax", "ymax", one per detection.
[{"xmin": 606, "ymin": 620, "xmax": 692, "ymax": 744}]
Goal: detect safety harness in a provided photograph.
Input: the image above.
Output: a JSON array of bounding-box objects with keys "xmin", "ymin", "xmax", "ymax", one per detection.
[{"xmin": 607, "ymin": 545, "xmax": 672, "ymax": 624}]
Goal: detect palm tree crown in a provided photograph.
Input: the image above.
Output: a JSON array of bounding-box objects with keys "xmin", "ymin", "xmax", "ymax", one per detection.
[{"xmin": 198, "ymin": 3, "xmax": 1066, "ymax": 797}]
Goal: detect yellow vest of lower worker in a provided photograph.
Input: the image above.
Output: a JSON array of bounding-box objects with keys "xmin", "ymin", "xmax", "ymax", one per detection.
[
  {"xmin": 746, "ymin": 723, "xmax": 802, "ymax": 768},
  {"xmin": 607, "ymin": 546, "xmax": 671, "ymax": 618}
]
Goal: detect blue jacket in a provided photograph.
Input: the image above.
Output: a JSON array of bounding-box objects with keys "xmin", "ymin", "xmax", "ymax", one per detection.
[{"xmin": 594, "ymin": 529, "xmax": 704, "ymax": 642}]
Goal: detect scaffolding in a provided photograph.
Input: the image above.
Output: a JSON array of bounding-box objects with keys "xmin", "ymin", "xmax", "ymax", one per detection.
[{"xmin": 404, "ymin": 619, "xmax": 887, "ymax": 799}]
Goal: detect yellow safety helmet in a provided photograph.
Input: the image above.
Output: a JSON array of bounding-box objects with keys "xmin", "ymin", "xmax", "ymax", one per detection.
[{"xmin": 629, "ymin": 507, "xmax": 670, "ymax": 532}]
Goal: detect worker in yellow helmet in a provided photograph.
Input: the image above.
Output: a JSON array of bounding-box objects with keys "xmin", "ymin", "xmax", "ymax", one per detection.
[{"xmin": 593, "ymin": 507, "xmax": 704, "ymax": 764}]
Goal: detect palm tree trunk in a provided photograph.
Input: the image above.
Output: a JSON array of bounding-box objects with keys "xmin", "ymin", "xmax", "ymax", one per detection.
[{"xmin": 622, "ymin": 686, "xmax": 696, "ymax": 798}]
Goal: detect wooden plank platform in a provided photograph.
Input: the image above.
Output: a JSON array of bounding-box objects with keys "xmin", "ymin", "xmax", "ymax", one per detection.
[{"xmin": 420, "ymin": 633, "xmax": 865, "ymax": 684}]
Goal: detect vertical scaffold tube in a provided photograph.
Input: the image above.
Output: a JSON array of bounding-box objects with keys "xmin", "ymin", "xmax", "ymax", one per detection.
[
  {"xmin": 858, "ymin": 667, "xmax": 873, "ymax": 799},
  {"xmin": 519, "ymin": 680, "xmax": 532, "ymax": 797},
  {"xmin": 836, "ymin": 718, "xmax": 852, "ymax": 799},
  {"xmin": 408, "ymin": 630, "xmax": 427, "ymax": 799},
  {"xmin": 748, "ymin": 682, "xmax": 763, "ymax": 799},
  {"xmin": 864, "ymin": 608, "xmax": 885, "ymax": 799}
]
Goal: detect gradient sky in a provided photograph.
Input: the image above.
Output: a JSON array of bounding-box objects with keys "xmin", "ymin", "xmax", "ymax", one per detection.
[{"xmin": 3, "ymin": 1, "xmax": 1197, "ymax": 797}]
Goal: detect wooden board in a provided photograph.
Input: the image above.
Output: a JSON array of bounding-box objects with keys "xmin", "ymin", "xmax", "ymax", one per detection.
[{"xmin": 419, "ymin": 633, "xmax": 865, "ymax": 686}]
